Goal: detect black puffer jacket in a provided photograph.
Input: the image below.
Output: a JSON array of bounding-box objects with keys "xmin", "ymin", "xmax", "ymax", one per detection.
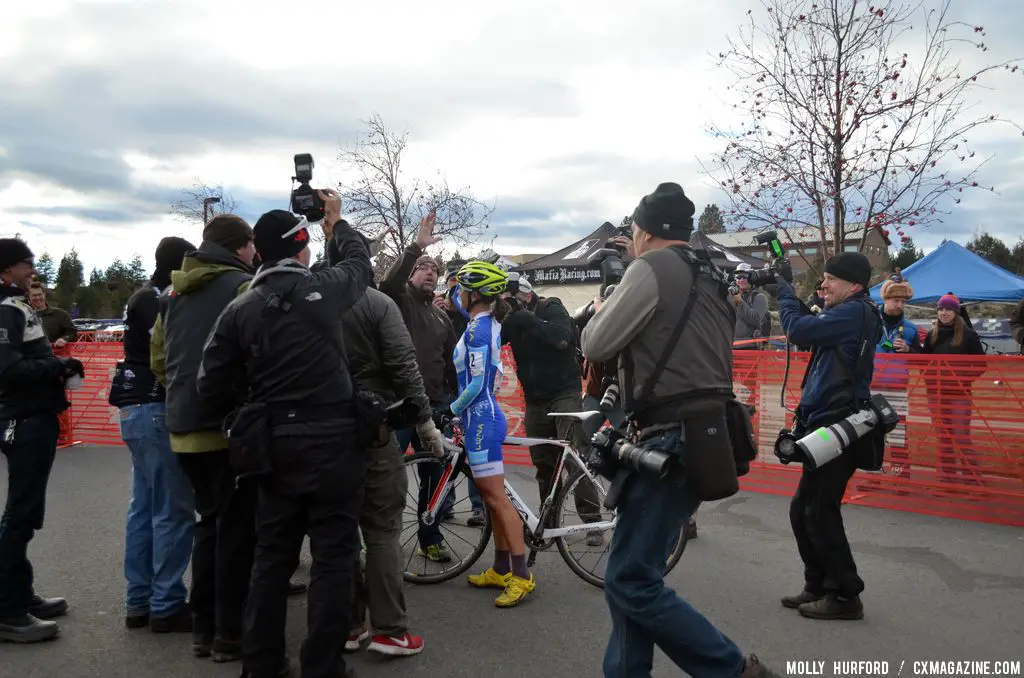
[
  {"xmin": 196, "ymin": 222, "xmax": 372, "ymax": 418},
  {"xmin": 501, "ymin": 295, "xmax": 581, "ymax": 403}
]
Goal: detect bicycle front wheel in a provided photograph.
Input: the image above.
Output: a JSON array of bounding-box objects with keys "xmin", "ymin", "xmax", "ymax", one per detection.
[
  {"xmin": 553, "ymin": 469, "xmax": 688, "ymax": 588},
  {"xmin": 401, "ymin": 453, "xmax": 492, "ymax": 584}
]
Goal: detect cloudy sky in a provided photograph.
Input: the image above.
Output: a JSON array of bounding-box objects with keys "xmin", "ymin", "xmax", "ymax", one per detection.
[{"xmin": 2, "ymin": 0, "xmax": 1023, "ymax": 277}]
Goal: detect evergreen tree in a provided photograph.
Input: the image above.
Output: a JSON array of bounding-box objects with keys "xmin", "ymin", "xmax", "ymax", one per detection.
[
  {"xmin": 54, "ymin": 249, "xmax": 85, "ymax": 310},
  {"xmin": 889, "ymin": 238, "xmax": 924, "ymax": 271},
  {"xmin": 35, "ymin": 253, "xmax": 56, "ymax": 286},
  {"xmin": 697, "ymin": 204, "xmax": 725, "ymax": 233}
]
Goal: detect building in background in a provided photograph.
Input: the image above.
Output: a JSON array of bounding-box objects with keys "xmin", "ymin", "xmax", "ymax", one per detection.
[{"xmin": 709, "ymin": 225, "xmax": 891, "ymax": 279}]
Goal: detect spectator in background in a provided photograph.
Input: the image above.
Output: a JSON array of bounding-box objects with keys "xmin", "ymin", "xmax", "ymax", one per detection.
[
  {"xmin": 871, "ymin": 275, "xmax": 921, "ymax": 481},
  {"xmin": 732, "ymin": 263, "xmax": 770, "ymax": 349},
  {"xmin": 379, "ymin": 213, "xmax": 460, "ymax": 563},
  {"xmin": 1010, "ymin": 297, "xmax": 1024, "ymax": 354},
  {"xmin": 0, "ymin": 238, "xmax": 83, "ymax": 643},
  {"xmin": 150, "ymin": 215, "xmax": 258, "ymax": 662},
  {"xmin": 110, "ymin": 237, "xmax": 198, "ymax": 634},
  {"xmin": 922, "ymin": 293, "xmax": 986, "ymax": 486},
  {"xmin": 28, "ymin": 281, "xmax": 77, "ymax": 346}
]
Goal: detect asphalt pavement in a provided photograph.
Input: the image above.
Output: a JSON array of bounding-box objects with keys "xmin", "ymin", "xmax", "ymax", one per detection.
[{"xmin": 2, "ymin": 445, "xmax": 1022, "ymax": 677}]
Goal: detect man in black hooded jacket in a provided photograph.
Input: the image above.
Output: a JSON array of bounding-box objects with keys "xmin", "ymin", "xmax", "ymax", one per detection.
[
  {"xmin": 0, "ymin": 238, "xmax": 84, "ymax": 643},
  {"xmin": 197, "ymin": 190, "xmax": 372, "ymax": 678}
]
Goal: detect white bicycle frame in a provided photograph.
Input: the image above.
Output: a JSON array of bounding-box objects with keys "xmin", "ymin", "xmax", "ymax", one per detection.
[{"xmin": 420, "ymin": 411, "xmax": 618, "ymax": 539}]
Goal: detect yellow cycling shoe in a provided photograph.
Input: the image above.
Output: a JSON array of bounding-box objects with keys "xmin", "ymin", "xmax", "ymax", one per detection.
[
  {"xmin": 467, "ymin": 567, "xmax": 511, "ymax": 589},
  {"xmin": 495, "ymin": 573, "xmax": 536, "ymax": 608}
]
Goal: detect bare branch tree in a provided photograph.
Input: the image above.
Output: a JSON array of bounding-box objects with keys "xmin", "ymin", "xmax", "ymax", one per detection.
[
  {"xmin": 336, "ymin": 113, "xmax": 494, "ymax": 263},
  {"xmin": 169, "ymin": 179, "xmax": 240, "ymax": 225},
  {"xmin": 702, "ymin": 0, "xmax": 1023, "ymax": 259}
]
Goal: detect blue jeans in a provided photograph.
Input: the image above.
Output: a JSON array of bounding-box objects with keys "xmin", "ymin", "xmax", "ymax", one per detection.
[
  {"xmin": 603, "ymin": 429, "xmax": 745, "ymax": 678},
  {"xmin": 120, "ymin": 403, "xmax": 196, "ymax": 618}
]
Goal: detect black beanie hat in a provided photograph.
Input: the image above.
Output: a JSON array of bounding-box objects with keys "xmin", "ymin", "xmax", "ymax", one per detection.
[
  {"xmin": 0, "ymin": 238, "xmax": 34, "ymax": 271},
  {"xmin": 824, "ymin": 252, "xmax": 871, "ymax": 289},
  {"xmin": 631, "ymin": 182, "xmax": 696, "ymax": 241},
  {"xmin": 202, "ymin": 214, "xmax": 254, "ymax": 251},
  {"xmin": 254, "ymin": 210, "xmax": 310, "ymax": 262},
  {"xmin": 155, "ymin": 237, "xmax": 195, "ymax": 272}
]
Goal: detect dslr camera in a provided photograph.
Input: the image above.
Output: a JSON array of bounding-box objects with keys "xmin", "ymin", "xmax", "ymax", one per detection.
[
  {"xmin": 744, "ymin": 230, "xmax": 794, "ymax": 287},
  {"xmin": 289, "ymin": 153, "xmax": 326, "ymax": 222}
]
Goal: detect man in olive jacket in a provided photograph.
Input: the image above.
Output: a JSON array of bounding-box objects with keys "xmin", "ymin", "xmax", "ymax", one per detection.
[
  {"xmin": 341, "ymin": 282, "xmax": 436, "ymax": 656},
  {"xmin": 150, "ymin": 214, "xmax": 256, "ymax": 661}
]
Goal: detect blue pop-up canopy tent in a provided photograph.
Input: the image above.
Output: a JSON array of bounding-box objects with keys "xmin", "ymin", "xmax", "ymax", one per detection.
[{"xmin": 869, "ymin": 240, "xmax": 1024, "ymax": 304}]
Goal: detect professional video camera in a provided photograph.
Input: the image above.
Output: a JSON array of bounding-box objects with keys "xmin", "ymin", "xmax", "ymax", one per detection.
[
  {"xmin": 774, "ymin": 394, "xmax": 899, "ymax": 469},
  {"xmin": 289, "ymin": 153, "xmax": 326, "ymax": 222},
  {"xmin": 572, "ymin": 283, "xmax": 617, "ymax": 336},
  {"xmin": 744, "ymin": 230, "xmax": 794, "ymax": 287},
  {"xmin": 586, "ymin": 224, "xmax": 632, "ymax": 297}
]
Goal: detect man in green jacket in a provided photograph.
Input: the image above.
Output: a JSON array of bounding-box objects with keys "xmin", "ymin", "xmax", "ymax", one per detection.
[{"xmin": 150, "ymin": 215, "xmax": 256, "ymax": 662}]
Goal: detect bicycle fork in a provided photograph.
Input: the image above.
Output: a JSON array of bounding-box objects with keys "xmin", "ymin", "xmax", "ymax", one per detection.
[{"xmin": 420, "ymin": 462, "xmax": 457, "ymax": 527}]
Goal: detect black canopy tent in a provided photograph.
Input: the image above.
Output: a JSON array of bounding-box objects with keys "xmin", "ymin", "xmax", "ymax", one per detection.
[
  {"xmin": 514, "ymin": 222, "xmax": 765, "ymax": 285},
  {"xmin": 689, "ymin": 230, "xmax": 766, "ymax": 273},
  {"xmin": 514, "ymin": 222, "xmax": 617, "ymax": 285}
]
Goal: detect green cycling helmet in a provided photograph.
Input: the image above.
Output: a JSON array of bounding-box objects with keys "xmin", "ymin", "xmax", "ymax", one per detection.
[{"xmin": 455, "ymin": 260, "xmax": 509, "ymax": 297}]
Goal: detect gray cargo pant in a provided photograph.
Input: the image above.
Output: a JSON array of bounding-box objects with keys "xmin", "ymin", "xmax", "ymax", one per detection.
[{"xmin": 351, "ymin": 434, "xmax": 408, "ymax": 637}]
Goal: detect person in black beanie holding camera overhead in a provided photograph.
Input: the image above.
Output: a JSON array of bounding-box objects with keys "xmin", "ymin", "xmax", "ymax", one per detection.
[
  {"xmin": 197, "ymin": 189, "xmax": 372, "ymax": 678},
  {"xmin": 776, "ymin": 251, "xmax": 882, "ymax": 621},
  {"xmin": 0, "ymin": 238, "xmax": 84, "ymax": 643}
]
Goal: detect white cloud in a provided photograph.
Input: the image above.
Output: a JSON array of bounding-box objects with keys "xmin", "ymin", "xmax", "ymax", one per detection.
[{"xmin": 1, "ymin": 0, "xmax": 1022, "ymax": 284}]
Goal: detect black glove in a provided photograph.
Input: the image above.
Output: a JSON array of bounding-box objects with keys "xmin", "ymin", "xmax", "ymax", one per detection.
[
  {"xmin": 60, "ymin": 357, "xmax": 85, "ymax": 378},
  {"xmin": 432, "ymin": 404, "xmax": 454, "ymax": 430}
]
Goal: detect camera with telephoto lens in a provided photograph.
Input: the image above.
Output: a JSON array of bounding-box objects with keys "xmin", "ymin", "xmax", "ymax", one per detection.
[
  {"xmin": 588, "ymin": 427, "xmax": 672, "ymax": 481},
  {"xmin": 774, "ymin": 394, "xmax": 899, "ymax": 470},
  {"xmin": 744, "ymin": 230, "xmax": 794, "ymax": 287},
  {"xmin": 289, "ymin": 153, "xmax": 326, "ymax": 222}
]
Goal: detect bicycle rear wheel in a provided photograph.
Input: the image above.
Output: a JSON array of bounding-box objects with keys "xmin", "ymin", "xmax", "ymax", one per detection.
[
  {"xmin": 553, "ymin": 469, "xmax": 688, "ymax": 588},
  {"xmin": 401, "ymin": 453, "xmax": 492, "ymax": 584}
]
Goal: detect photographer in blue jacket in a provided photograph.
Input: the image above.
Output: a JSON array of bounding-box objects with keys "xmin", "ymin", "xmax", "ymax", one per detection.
[{"xmin": 775, "ymin": 252, "xmax": 882, "ymax": 622}]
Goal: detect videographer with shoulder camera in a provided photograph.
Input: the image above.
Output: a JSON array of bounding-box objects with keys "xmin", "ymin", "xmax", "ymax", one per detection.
[
  {"xmin": 775, "ymin": 251, "xmax": 882, "ymax": 622},
  {"xmin": 732, "ymin": 263, "xmax": 770, "ymax": 349},
  {"xmin": 501, "ymin": 273, "xmax": 602, "ymax": 536},
  {"xmin": 581, "ymin": 184, "xmax": 774, "ymax": 678},
  {"xmin": 196, "ymin": 190, "xmax": 372, "ymax": 678}
]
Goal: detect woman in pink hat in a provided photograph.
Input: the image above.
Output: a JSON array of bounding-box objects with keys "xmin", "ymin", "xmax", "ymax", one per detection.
[{"xmin": 921, "ymin": 293, "xmax": 985, "ymax": 485}]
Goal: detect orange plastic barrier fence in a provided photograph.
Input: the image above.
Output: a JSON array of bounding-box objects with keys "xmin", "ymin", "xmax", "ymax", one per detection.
[{"xmin": 59, "ymin": 343, "xmax": 1024, "ymax": 527}]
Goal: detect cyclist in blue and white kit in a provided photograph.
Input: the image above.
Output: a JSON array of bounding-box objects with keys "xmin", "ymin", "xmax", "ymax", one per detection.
[{"xmin": 450, "ymin": 261, "xmax": 536, "ymax": 608}]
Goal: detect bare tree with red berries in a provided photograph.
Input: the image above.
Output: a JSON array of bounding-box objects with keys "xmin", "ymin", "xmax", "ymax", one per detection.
[{"xmin": 703, "ymin": 0, "xmax": 1022, "ymax": 262}]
